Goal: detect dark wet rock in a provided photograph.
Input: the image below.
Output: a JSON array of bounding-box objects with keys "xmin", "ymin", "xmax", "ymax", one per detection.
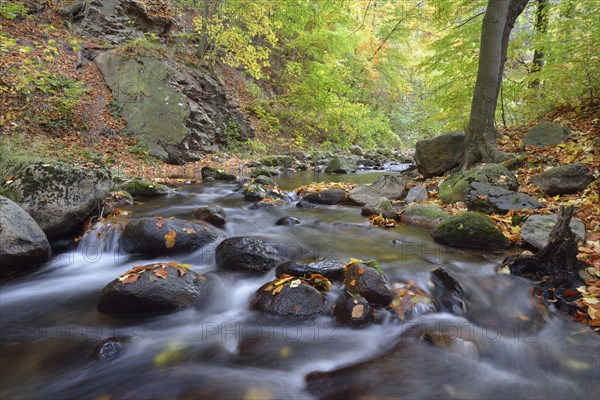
[
  {"xmin": 93, "ymin": 338, "xmax": 123, "ymax": 361},
  {"xmin": 529, "ymin": 163, "xmax": 593, "ymax": 195},
  {"xmin": 344, "ymin": 262, "xmax": 392, "ymax": 306},
  {"xmin": 325, "ymin": 157, "xmax": 357, "ymax": 173},
  {"xmin": 243, "ymin": 183, "xmax": 284, "ymax": 202},
  {"xmin": 250, "ymin": 166, "xmax": 274, "ymax": 178},
  {"xmin": 430, "ymin": 268, "xmax": 467, "ymax": 315},
  {"xmin": 465, "ymin": 182, "xmax": 542, "ymax": 214},
  {"xmin": 252, "ymin": 175, "xmax": 276, "ymax": 186},
  {"xmin": 404, "ymin": 185, "xmax": 428, "ymax": 204},
  {"xmin": 192, "ymin": 205, "xmax": 226, "ymax": 227},
  {"xmin": 201, "ymin": 166, "xmax": 237, "ymax": 181},
  {"xmin": 97, "ymin": 263, "xmax": 210, "ymax": 316},
  {"xmin": 215, "ymin": 237, "xmax": 286, "ymax": 274},
  {"xmin": 0, "ymin": 196, "xmax": 51, "ymax": 277},
  {"xmin": 249, "ymin": 200, "xmax": 279, "ymax": 210},
  {"xmin": 438, "ymin": 163, "xmax": 519, "ymax": 204},
  {"xmin": 400, "ymin": 204, "xmax": 450, "ymax": 230},
  {"xmin": 432, "ymin": 212, "xmax": 509, "ymax": 249},
  {"xmin": 348, "ymin": 185, "xmax": 384, "ymax": 206},
  {"xmin": 333, "ymin": 291, "xmax": 374, "ymax": 327},
  {"xmin": 276, "ymin": 259, "xmax": 345, "ymax": 281},
  {"xmin": 120, "ymin": 218, "xmax": 219, "ymax": 255},
  {"xmin": 388, "ymin": 282, "xmax": 436, "ymax": 321},
  {"xmin": 119, "ymin": 179, "xmax": 169, "ymax": 196},
  {"xmin": 361, "ymin": 198, "xmax": 397, "ymax": 220},
  {"xmin": 303, "ymin": 189, "xmax": 348, "ymax": 205},
  {"xmin": 101, "ymin": 190, "xmax": 134, "ymax": 215},
  {"xmin": 521, "ymin": 214, "xmax": 586, "ymax": 250},
  {"xmin": 251, "ymin": 279, "xmax": 324, "ymax": 318},
  {"xmin": 523, "ymin": 120, "xmax": 568, "ymax": 147},
  {"xmin": 275, "ymin": 216, "xmax": 300, "ymax": 226},
  {"xmin": 414, "ymin": 131, "xmax": 465, "ymax": 178},
  {"xmin": 296, "ymin": 199, "xmax": 319, "ymax": 209},
  {"xmin": 370, "ymin": 175, "xmax": 407, "ymax": 200}
]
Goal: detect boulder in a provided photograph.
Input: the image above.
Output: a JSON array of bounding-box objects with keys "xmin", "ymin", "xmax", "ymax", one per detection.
[
  {"xmin": 60, "ymin": 0, "xmax": 175, "ymax": 44},
  {"xmin": 275, "ymin": 259, "xmax": 345, "ymax": 281},
  {"xmin": 250, "ymin": 167, "xmax": 274, "ymax": 178},
  {"xmin": 96, "ymin": 52, "xmax": 253, "ymax": 164},
  {"xmin": 215, "ymin": 237, "xmax": 286, "ymax": 274},
  {"xmin": 303, "ymin": 189, "xmax": 347, "ymax": 205},
  {"xmin": 119, "ymin": 179, "xmax": 169, "ymax": 196},
  {"xmin": 349, "ymin": 145, "xmax": 365, "ymax": 156},
  {"xmin": 1, "ymin": 161, "xmax": 111, "ymax": 239},
  {"xmin": 432, "ymin": 212, "xmax": 509, "ymax": 250},
  {"xmin": 325, "ymin": 157, "xmax": 357, "ymax": 173},
  {"xmin": 275, "ymin": 216, "xmax": 300, "ymax": 226},
  {"xmin": 530, "ymin": 163, "xmax": 594, "ymax": 195},
  {"xmin": 361, "ymin": 198, "xmax": 397, "ymax": 220},
  {"xmin": 243, "ymin": 183, "xmax": 283, "ymax": 203},
  {"xmin": 438, "ymin": 163, "xmax": 519, "ymax": 204},
  {"xmin": 400, "ymin": 205, "xmax": 450, "ymax": 230},
  {"xmin": 252, "ymin": 175, "xmax": 276, "ymax": 186},
  {"xmin": 101, "ymin": 190, "xmax": 134, "ymax": 215},
  {"xmin": 120, "ymin": 218, "xmax": 219, "ymax": 255},
  {"xmin": 0, "ymin": 196, "xmax": 51, "ymax": 276},
  {"xmin": 333, "ymin": 291, "xmax": 374, "ymax": 327},
  {"xmin": 370, "ymin": 175, "xmax": 407, "ymax": 200},
  {"xmin": 465, "ymin": 182, "xmax": 542, "ymax": 214},
  {"xmin": 389, "ymin": 282, "xmax": 435, "ymax": 321},
  {"xmin": 192, "ymin": 205, "xmax": 226, "ymax": 227},
  {"xmin": 521, "ymin": 214, "xmax": 586, "ymax": 250},
  {"xmin": 201, "ymin": 166, "xmax": 237, "ymax": 181},
  {"xmin": 523, "ymin": 121, "xmax": 568, "ymax": 147},
  {"xmin": 404, "ymin": 185, "xmax": 428, "ymax": 204},
  {"xmin": 348, "ymin": 185, "xmax": 384, "ymax": 206},
  {"xmin": 344, "ymin": 262, "xmax": 393, "ymax": 306},
  {"xmin": 251, "ymin": 279, "xmax": 324, "ymax": 318},
  {"xmin": 414, "ymin": 131, "xmax": 465, "ymax": 178},
  {"xmin": 97, "ymin": 263, "xmax": 210, "ymax": 316},
  {"xmin": 296, "ymin": 199, "xmax": 319, "ymax": 209}
]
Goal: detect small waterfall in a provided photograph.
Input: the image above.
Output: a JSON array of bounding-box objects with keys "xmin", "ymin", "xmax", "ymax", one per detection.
[
  {"xmin": 282, "ymin": 191, "xmax": 300, "ymax": 203},
  {"xmin": 77, "ymin": 218, "xmax": 124, "ymax": 254}
]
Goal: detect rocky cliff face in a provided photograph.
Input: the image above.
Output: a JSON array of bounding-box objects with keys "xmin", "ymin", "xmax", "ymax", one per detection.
[{"xmin": 61, "ymin": 0, "xmax": 255, "ymax": 164}]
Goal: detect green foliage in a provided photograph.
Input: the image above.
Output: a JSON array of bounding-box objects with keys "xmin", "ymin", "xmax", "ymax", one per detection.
[{"xmin": 0, "ymin": 1, "xmax": 27, "ymax": 20}]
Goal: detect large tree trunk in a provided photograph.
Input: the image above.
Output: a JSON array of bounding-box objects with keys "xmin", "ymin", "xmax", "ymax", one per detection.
[
  {"xmin": 530, "ymin": 0, "xmax": 549, "ymax": 89},
  {"xmin": 464, "ymin": 0, "xmax": 528, "ymax": 168}
]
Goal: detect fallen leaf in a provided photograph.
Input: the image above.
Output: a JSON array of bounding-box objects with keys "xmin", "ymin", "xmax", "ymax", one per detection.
[
  {"xmin": 122, "ymin": 274, "xmax": 140, "ymax": 284},
  {"xmin": 351, "ymin": 304, "xmax": 365, "ymax": 318},
  {"xmin": 272, "ymin": 285, "xmax": 284, "ymax": 295},
  {"xmin": 182, "ymin": 228, "xmax": 197, "ymax": 234},
  {"xmin": 156, "ymin": 220, "xmax": 165, "ymax": 228},
  {"xmin": 154, "ymin": 268, "xmax": 169, "ymax": 279},
  {"xmin": 164, "ymin": 230, "xmax": 176, "ymax": 248}
]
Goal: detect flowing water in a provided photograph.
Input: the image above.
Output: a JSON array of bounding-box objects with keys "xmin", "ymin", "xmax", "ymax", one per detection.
[{"xmin": 1, "ymin": 170, "xmax": 598, "ymax": 399}]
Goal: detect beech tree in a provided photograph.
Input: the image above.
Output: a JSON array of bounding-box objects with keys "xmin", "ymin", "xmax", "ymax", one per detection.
[{"xmin": 463, "ymin": 0, "xmax": 528, "ymax": 168}]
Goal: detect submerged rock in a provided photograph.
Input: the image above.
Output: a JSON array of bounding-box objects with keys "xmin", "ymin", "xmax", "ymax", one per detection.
[
  {"xmin": 97, "ymin": 263, "xmax": 210, "ymax": 316},
  {"xmin": 215, "ymin": 236, "xmax": 286, "ymax": 274},
  {"xmin": 120, "ymin": 217, "xmax": 219, "ymax": 255},
  {"xmin": 192, "ymin": 205, "xmax": 226, "ymax": 227},
  {"xmin": 432, "ymin": 212, "xmax": 509, "ymax": 249},
  {"xmin": 303, "ymin": 189, "xmax": 348, "ymax": 205}
]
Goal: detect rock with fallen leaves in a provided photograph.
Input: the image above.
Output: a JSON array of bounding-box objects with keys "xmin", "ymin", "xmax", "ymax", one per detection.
[
  {"xmin": 348, "ymin": 185, "xmax": 385, "ymax": 206},
  {"xmin": 344, "ymin": 260, "xmax": 393, "ymax": 306},
  {"xmin": 388, "ymin": 281, "xmax": 435, "ymax": 321},
  {"xmin": 361, "ymin": 198, "xmax": 398, "ymax": 220},
  {"xmin": 399, "ymin": 204, "xmax": 450, "ymax": 230},
  {"xmin": 521, "ymin": 214, "xmax": 586, "ymax": 249},
  {"xmin": 303, "ymin": 188, "xmax": 349, "ymax": 205},
  {"xmin": 97, "ymin": 262, "xmax": 209, "ymax": 316},
  {"xmin": 215, "ymin": 236, "xmax": 287, "ymax": 274},
  {"xmin": 333, "ymin": 291, "xmax": 374, "ymax": 327},
  {"xmin": 464, "ymin": 181, "xmax": 542, "ymax": 214},
  {"xmin": 529, "ymin": 163, "xmax": 594, "ymax": 195},
  {"xmin": 276, "ymin": 259, "xmax": 345, "ymax": 281},
  {"xmin": 120, "ymin": 217, "xmax": 219, "ymax": 255},
  {"xmin": 432, "ymin": 212, "xmax": 510, "ymax": 250},
  {"xmin": 119, "ymin": 179, "xmax": 169, "ymax": 197},
  {"xmin": 251, "ymin": 277, "xmax": 324, "ymax": 318}
]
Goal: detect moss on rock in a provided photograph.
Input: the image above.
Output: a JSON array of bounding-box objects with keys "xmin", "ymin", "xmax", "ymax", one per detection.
[
  {"xmin": 432, "ymin": 212, "xmax": 509, "ymax": 249},
  {"xmin": 120, "ymin": 179, "xmax": 169, "ymax": 196}
]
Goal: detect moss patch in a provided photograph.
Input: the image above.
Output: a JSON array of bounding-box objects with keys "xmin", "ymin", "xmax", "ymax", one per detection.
[
  {"xmin": 120, "ymin": 179, "xmax": 169, "ymax": 196},
  {"xmin": 432, "ymin": 212, "xmax": 509, "ymax": 249}
]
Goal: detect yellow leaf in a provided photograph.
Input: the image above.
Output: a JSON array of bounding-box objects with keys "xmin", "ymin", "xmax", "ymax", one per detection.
[
  {"xmin": 351, "ymin": 304, "xmax": 365, "ymax": 318},
  {"xmin": 164, "ymin": 230, "xmax": 176, "ymax": 248}
]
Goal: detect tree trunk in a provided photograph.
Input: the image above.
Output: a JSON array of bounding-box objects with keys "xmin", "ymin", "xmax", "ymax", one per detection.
[
  {"xmin": 530, "ymin": 0, "xmax": 548, "ymax": 89},
  {"xmin": 196, "ymin": 0, "xmax": 214, "ymax": 60},
  {"xmin": 464, "ymin": 0, "xmax": 528, "ymax": 168}
]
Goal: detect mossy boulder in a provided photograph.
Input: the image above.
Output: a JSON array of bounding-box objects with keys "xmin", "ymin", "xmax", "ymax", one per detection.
[
  {"xmin": 523, "ymin": 121, "xmax": 568, "ymax": 147},
  {"xmin": 432, "ymin": 212, "xmax": 509, "ymax": 250},
  {"xmin": 361, "ymin": 198, "xmax": 396, "ymax": 219},
  {"xmin": 201, "ymin": 166, "xmax": 237, "ymax": 181},
  {"xmin": 325, "ymin": 157, "xmax": 357, "ymax": 173},
  {"xmin": 438, "ymin": 163, "xmax": 519, "ymax": 204},
  {"xmin": 400, "ymin": 204, "xmax": 450, "ymax": 230},
  {"xmin": 119, "ymin": 179, "xmax": 169, "ymax": 196},
  {"xmin": 1, "ymin": 161, "xmax": 111, "ymax": 239}
]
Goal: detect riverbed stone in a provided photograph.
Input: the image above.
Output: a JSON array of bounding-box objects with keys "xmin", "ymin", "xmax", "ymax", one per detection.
[
  {"xmin": 333, "ymin": 291, "xmax": 374, "ymax": 327},
  {"xmin": 348, "ymin": 185, "xmax": 384, "ymax": 206},
  {"xmin": 400, "ymin": 204, "xmax": 450, "ymax": 230},
  {"xmin": 523, "ymin": 120, "xmax": 568, "ymax": 147},
  {"xmin": 438, "ymin": 163, "xmax": 519, "ymax": 204},
  {"xmin": 275, "ymin": 216, "xmax": 300, "ymax": 226},
  {"xmin": 325, "ymin": 157, "xmax": 357, "ymax": 173},
  {"xmin": 404, "ymin": 185, "xmax": 428, "ymax": 204},
  {"xmin": 119, "ymin": 179, "xmax": 169, "ymax": 196},
  {"xmin": 361, "ymin": 198, "xmax": 397, "ymax": 220},
  {"xmin": 349, "ymin": 145, "xmax": 365, "ymax": 156},
  {"xmin": 120, "ymin": 217, "xmax": 219, "ymax": 255},
  {"xmin": 97, "ymin": 263, "xmax": 210, "ymax": 316},
  {"xmin": 370, "ymin": 175, "xmax": 407, "ymax": 200},
  {"xmin": 303, "ymin": 189, "xmax": 348, "ymax": 205},
  {"xmin": 432, "ymin": 212, "xmax": 509, "ymax": 249},
  {"xmin": 192, "ymin": 205, "xmax": 226, "ymax": 227},
  {"xmin": 251, "ymin": 279, "xmax": 324, "ymax": 318},
  {"xmin": 414, "ymin": 131, "xmax": 465, "ymax": 178},
  {"xmin": 529, "ymin": 163, "xmax": 594, "ymax": 195},
  {"xmin": 201, "ymin": 166, "xmax": 237, "ymax": 181},
  {"xmin": 465, "ymin": 182, "xmax": 542, "ymax": 214},
  {"xmin": 0, "ymin": 196, "xmax": 51, "ymax": 276},
  {"xmin": 521, "ymin": 214, "xmax": 586, "ymax": 250},
  {"xmin": 344, "ymin": 262, "xmax": 393, "ymax": 306},
  {"xmin": 215, "ymin": 236, "xmax": 286, "ymax": 274},
  {"xmin": 276, "ymin": 259, "xmax": 345, "ymax": 281}
]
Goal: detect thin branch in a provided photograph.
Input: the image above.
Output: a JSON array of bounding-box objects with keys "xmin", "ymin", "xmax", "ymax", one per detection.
[
  {"xmin": 347, "ymin": 0, "xmax": 372, "ymax": 38},
  {"xmin": 454, "ymin": 11, "xmax": 485, "ymax": 29},
  {"xmin": 369, "ymin": 1, "xmax": 423, "ymax": 61}
]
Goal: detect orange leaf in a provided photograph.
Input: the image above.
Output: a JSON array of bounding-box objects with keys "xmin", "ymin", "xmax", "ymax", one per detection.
[
  {"xmin": 156, "ymin": 220, "xmax": 165, "ymax": 228},
  {"xmin": 154, "ymin": 268, "xmax": 169, "ymax": 279},
  {"xmin": 164, "ymin": 230, "xmax": 176, "ymax": 248},
  {"xmin": 357, "ymin": 267, "xmax": 365, "ymax": 275},
  {"xmin": 177, "ymin": 267, "xmax": 187, "ymax": 277},
  {"xmin": 122, "ymin": 274, "xmax": 140, "ymax": 284}
]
